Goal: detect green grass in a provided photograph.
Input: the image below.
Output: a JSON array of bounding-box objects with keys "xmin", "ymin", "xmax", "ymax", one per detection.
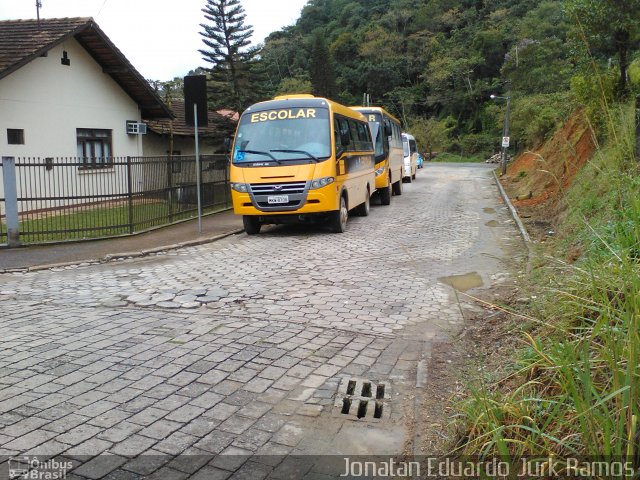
[
  {"xmin": 431, "ymin": 152, "xmax": 485, "ymax": 163},
  {"xmin": 7, "ymin": 198, "xmax": 230, "ymax": 243},
  {"xmin": 455, "ymin": 101, "xmax": 639, "ymax": 473}
]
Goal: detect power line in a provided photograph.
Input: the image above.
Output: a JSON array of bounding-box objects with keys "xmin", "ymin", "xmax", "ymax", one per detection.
[{"xmin": 97, "ymin": 0, "xmax": 109, "ymax": 17}]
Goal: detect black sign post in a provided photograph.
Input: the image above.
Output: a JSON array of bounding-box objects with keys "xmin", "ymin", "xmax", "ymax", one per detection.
[{"xmin": 184, "ymin": 75, "xmax": 208, "ymax": 233}]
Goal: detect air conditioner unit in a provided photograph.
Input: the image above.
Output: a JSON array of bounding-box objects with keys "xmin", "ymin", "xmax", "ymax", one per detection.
[{"xmin": 126, "ymin": 121, "xmax": 148, "ymax": 135}]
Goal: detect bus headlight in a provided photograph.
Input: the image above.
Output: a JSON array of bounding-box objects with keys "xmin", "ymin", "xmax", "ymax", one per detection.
[
  {"xmin": 375, "ymin": 166, "xmax": 386, "ymax": 176},
  {"xmin": 231, "ymin": 183, "xmax": 249, "ymax": 193},
  {"xmin": 310, "ymin": 177, "xmax": 335, "ymax": 190}
]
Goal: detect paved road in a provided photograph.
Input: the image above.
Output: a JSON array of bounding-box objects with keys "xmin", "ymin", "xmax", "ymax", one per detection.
[{"xmin": 0, "ymin": 163, "xmax": 522, "ymax": 479}]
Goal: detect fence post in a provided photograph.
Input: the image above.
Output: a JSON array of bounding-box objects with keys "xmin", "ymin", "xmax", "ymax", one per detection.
[
  {"xmin": 1, "ymin": 157, "xmax": 20, "ymax": 247},
  {"xmin": 126, "ymin": 156, "xmax": 134, "ymax": 234},
  {"xmin": 167, "ymin": 156, "xmax": 174, "ymax": 223}
]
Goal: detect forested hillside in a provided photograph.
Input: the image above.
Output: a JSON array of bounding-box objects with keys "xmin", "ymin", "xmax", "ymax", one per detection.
[
  {"xmin": 252, "ymin": 0, "xmax": 637, "ymax": 158},
  {"xmin": 176, "ymin": 0, "xmax": 639, "ymax": 159}
]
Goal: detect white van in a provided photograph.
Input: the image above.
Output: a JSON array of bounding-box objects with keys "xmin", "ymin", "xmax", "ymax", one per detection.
[{"xmin": 402, "ymin": 133, "xmax": 418, "ymax": 182}]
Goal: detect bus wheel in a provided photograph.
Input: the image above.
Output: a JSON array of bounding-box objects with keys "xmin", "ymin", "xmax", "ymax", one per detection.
[
  {"xmin": 392, "ymin": 178, "xmax": 403, "ymax": 196},
  {"xmin": 243, "ymin": 216, "xmax": 261, "ymax": 235},
  {"xmin": 331, "ymin": 195, "xmax": 348, "ymax": 233},
  {"xmin": 380, "ymin": 179, "xmax": 391, "ymax": 205},
  {"xmin": 355, "ymin": 189, "xmax": 370, "ymax": 217}
]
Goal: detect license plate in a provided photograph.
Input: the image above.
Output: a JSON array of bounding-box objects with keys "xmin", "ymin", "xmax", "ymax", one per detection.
[{"xmin": 267, "ymin": 195, "xmax": 289, "ymax": 204}]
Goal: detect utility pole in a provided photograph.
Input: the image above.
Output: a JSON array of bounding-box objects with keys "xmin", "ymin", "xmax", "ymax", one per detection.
[
  {"xmin": 502, "ymin": 95, "xmax": 511, "ymax": 175},
  {"xmin": 491, "ymin": 94, "xmax": 511, "ymax": 175},
  {"xmin": 36, "ymin": 1, "xmax": 42, "ymax": 27}
]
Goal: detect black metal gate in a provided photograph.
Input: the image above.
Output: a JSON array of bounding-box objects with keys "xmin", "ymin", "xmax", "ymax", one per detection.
[{"xmin": 0, "ymin": 154, "xmax": 231, "ymax": 245}]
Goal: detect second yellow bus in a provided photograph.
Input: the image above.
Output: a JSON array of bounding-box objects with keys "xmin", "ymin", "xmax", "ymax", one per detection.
[{"xmin": 351, "ymin": 106, "xmax": 404, "ymax": 205}]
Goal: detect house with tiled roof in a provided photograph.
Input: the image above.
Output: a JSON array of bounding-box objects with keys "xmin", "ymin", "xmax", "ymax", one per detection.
[
  {"xmin": 143, "ymin": 101, "xmax": 236, "ymax": 157},
  {"xmin": 0, "ymin": 17, "xmax": 173, "ymax": 165}
]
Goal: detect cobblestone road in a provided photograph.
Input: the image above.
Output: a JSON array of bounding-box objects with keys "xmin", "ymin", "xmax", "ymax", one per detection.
[{"xmin": 0, "ymin": 164, "xmax": 523, "ymax": 479}]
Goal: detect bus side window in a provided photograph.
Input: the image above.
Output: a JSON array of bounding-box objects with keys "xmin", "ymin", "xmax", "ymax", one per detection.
[
  {"xmin": 335, "ymin": 117, "xmax": 351, "ymax": 154},
  {"xmin": 348, "ymin": 119, "xmax": 363, "ymax": 150},
  {"xmin": 355, "ymin": 121, "xmax": 371, "ymax": 150},
  {"xmin": 382, "ymin": 119, "xmax": 390, "ymax": 153}
]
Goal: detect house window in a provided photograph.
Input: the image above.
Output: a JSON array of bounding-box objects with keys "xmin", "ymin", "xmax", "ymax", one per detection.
[
  {"xmin": 77, "ymin": 129, "xmax": 112, "ymax": 168},
  {"xmin": 7, "ymin": 129, "xmax": 24, "ymax": 145}
]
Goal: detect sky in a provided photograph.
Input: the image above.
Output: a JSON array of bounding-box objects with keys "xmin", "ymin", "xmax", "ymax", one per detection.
[{"xmin": 0, "ymin": 0, "xmax": 309, "ymax": 81}]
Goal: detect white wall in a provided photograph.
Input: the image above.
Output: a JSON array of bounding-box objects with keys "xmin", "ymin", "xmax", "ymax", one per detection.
[
  {"xmin": 0, "ymin": 38, "xmax": 143, "ymax": 159},
  {"xmin": 0, "ymin": 38, "xmax": 144, "ymax": 204},
  {"xmin": 143, "ymin": 133, "xmax": 220, "ymax": 157}
]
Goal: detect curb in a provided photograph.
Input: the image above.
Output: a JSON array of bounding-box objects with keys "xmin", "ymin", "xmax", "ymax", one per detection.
[
  {"xmin": 1, "ymin": 229, "xmax": 244, "ymax": 274},
  {"xmin": 493, "ymin": 170, "xmax": 531, "ymax": 243},
  {"xmin": 493, "ymin": 170, "xmax": 533, "ymax": 273}
]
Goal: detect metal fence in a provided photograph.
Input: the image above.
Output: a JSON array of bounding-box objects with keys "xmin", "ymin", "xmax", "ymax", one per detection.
[{"xmin": 0, "ymin": 155, "xmax": 231, "ymax": 245}]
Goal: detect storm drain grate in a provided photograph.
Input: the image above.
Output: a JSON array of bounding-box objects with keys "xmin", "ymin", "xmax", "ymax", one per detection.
[{"xmin": 333, "ymin": 377, "xmax": 391, "ymax": 421}]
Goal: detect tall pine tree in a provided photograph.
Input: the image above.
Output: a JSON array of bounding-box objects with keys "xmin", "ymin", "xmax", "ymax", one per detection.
[
  {"xmin": 199, "ymin": 0, "xmax": 259, "ymax": 111},
  {"xmin": 309, "ymin": 32, "xmax": 338, "ymax": 99}
]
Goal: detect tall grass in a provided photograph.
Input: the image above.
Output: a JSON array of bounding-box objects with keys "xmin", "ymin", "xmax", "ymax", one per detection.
[{"xmin": 455, "ymin": 99, "xmax": 639, "ymax": 476}]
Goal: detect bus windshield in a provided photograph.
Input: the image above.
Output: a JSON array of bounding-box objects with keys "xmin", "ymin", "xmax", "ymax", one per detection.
[
  {"xmin": 363, "ymin": 113, "xmax": 385, "ymax": 161},
  {"xmin": 233, "ymin": 107, "xmax": 331, "ymax": 163}
]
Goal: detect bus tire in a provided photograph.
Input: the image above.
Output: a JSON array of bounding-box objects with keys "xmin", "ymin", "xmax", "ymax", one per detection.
[
  {"xmin": 331, "ymin": 195, "xmax": 348, "ymax": 233},
  {"xmin": 392, "ymin": 178, "xmax": 403, "ymax": 196},
  {"xmin": 355, "ymin": 188, "xmax": 370, "ymax": 217},
  {"xmin": 243, "ymin": 216, "xmax": 261, "ymax": 235},
  {"xmin": 380, "ymin": 178, "xmax": 391, "ymax": 205}
]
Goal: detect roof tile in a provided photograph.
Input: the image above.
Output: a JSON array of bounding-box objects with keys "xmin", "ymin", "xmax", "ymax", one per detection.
[{"xmin": 0, "ymin": 17, "xmax": 172, "ymax": 119}]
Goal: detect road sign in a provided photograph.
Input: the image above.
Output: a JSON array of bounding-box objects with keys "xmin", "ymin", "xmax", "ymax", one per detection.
[{"xmin": 502, "ymin": 136, "xmax": 510, "ymax": 148}]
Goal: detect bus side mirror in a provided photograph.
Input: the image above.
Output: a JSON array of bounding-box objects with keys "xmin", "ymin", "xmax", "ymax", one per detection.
[
  {"xmin": 223, "ymin": 137, "xmax": 232, "ymax": 153},
  {"xmin": 384, "ymin": 124, "xmax": 392, "ymax": 136}
]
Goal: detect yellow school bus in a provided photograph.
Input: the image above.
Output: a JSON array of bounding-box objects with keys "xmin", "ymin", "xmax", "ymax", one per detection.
[
  {"xmin": 230, "ymin": 95, "xmax": 375, "ymax": 234},
  {"xmin": 351, "ymin": 107, "xmax": 404, "ymax": 205}
]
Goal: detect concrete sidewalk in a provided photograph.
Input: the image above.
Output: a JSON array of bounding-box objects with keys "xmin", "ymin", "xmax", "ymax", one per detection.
[{"xmin": 0, "ymin": 209, "xmax": 244, "ymax": 272}]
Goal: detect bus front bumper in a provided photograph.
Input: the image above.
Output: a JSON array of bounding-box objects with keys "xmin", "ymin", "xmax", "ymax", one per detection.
[{"xmin": 231, "ymin": 183, "xmax": 340, "ymax": 216}]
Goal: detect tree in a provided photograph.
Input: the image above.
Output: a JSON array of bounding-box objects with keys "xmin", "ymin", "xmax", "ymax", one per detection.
[
  {"xmin": 501, "ymin": 38, "xmax": 572, "ymax": 94},
  {"xmin": 565, "ymin": 0, "xmax": 640, "ymax": 98},
  {"xmin": 199, "ymin": 0, "xmax": 258, "ymax": 111},
  {"xmin": 309, "ymin": 32, "xmax": 338, "ymax": 98},
  {"xmin": 277, "ymin": 76, "xmax": 313, "ymax": 96}
]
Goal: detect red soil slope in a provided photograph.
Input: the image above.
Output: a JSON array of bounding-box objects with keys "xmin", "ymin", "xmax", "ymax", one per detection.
[{"xmin": 500, "ymin": 109, "xmax": 596, "ymax": 238}]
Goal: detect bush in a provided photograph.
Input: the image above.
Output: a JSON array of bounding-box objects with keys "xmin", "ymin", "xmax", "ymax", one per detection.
[
  {"xmin": 570, "ymin": 71, "xmax": 617, "ymax": 132},
  {"xmin": 509, "ymin": 92, "xmax": 573, "ymax": 147},
  {"xmin": 457, "ymin": 133, "xmax": 496, "ymax": 157},
  {"xmin": 629, "ymin": 58, "xmax": 640, "ymax": 94},
  {"xmin": 405, "ymin": 116, "xmax": 455, "ymax": 153}
]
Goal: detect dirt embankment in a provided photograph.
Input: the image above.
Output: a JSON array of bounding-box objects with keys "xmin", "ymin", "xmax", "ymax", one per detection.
[
  {"xmin": 416, "ymin": 113, "xmax": 597, "ymax": 457},
  {"xmin": 500, "ymin": 109, "xmax": 596, "ymax": 241}
]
